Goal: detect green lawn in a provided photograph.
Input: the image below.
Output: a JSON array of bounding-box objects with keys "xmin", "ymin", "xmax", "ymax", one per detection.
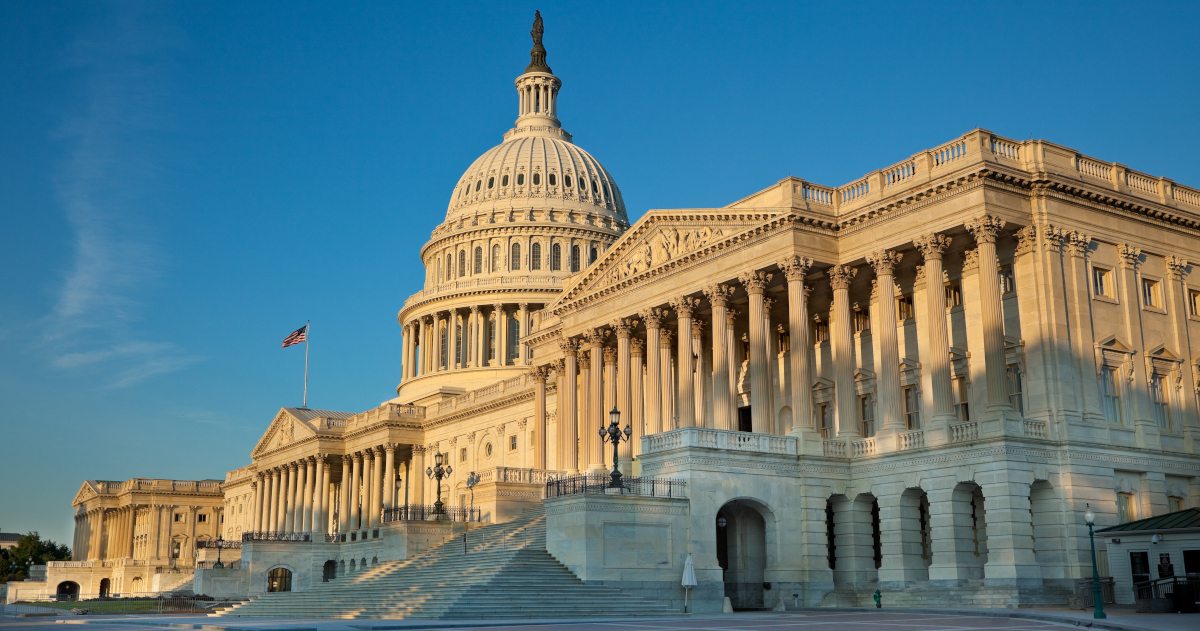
[{"xmin": 19, "ymin": 600, "xmax": 209, "ymax": 614}]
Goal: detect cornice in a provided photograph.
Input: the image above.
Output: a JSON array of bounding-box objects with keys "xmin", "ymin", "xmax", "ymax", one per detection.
[
  {"xmin": 1031, "ymin": 178, "xmax": 1200, "ymax": 238},
  {"xmin": 835, "ymin": 169, "xmax": 993, "ymax": 234},
  {"xmin": 422, "ymin": 387, "xmax": 537, "ymax": 429},
  {"xmin": 420, "ymin": 221, "xmax": 622, "ymax": 260},
  {"xmin": 399, "ymin": 286, "xmax": 561, "ymax": 323}
]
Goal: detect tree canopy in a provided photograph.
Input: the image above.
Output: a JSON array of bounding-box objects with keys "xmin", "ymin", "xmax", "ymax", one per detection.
[{"xmin": 0, "ymin": 532, "xmax": 71, "ymax": 583}]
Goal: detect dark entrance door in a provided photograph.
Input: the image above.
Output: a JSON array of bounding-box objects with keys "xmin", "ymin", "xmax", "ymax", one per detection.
[{"xmin": 737, "ymin": 407, "xmax": 752, "ymax": 432}]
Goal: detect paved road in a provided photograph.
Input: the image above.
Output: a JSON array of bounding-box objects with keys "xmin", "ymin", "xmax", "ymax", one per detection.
[{"xmin": 2, "ymin": 610, "xmax": 1197, "ymax": 631}]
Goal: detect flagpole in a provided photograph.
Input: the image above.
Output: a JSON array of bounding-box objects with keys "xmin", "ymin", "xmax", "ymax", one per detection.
[{"xmin": 303, "ymin": 320, "xmax": 310, "ymax": 409}]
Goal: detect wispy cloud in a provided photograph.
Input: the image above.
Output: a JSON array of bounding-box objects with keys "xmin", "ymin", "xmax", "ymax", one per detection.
[{"xmin": 41, "ymin": 3, "xmax": 199, "ymax": 387}]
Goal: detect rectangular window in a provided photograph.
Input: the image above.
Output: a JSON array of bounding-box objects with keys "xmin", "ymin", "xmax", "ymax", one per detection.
[
  {"xmin": 859, "ymin": 394, "xmax": 875, "ymax": 438},
  {"xmin": 1190, "ymin": 289, "xmax": 1200, "ymax": 316},
  {"xmin": 1117, "ymin": 493, "xmax": 1135, "ymax": 524},
  {"xmin": 953, "ymin": 377, "xmax": 970, "ymax": 422},
  {"xmin": 1168, "ymin": 497, "xmax": 1184, "ymax": 513},
  {"xmin": 1093, "ymin": 267, "xmax": 1114, "ymax": 298},
  {"xmin": 813, "ymin": 322, "xmax": 830, "ymax": 344},
  {"xmin": 816, "ymin": 403, "xmax": 832, "ymax": 439},
  {"xmin": 1006, "ymin": 364, "xmax": 1024, "ymax": 415},
  {"xmin": 1150, "ymin": 374, "xmax": 1171, "ymax": 430},
  {"xmin": 999, "ymin": 265, "xmax": 1015, "ymax": 294},
  {"xmin": 854, "ymin": 308, "xmax": 870, "ymax": 333},
  {"xmin": 174, "ymin": 513, "xmax": 183, "ymax": 523},
  {"xmin": 509, "ymin": 435, "xmax": 518, "ymax": 451},
  {"xmin": 1130, "ymin": 551, "xmax": 1150, "ymax": 584},
  {"xmin": 197, "ymin": 514, "xmax": 208, "ymax": 523},
  {"xmin": 1100, "ymin": 366, "xmax": 1123, "ymax": 424},
  {"xmin": 945, "ymin": 283, "xmax": 962, "ymax": 308},
  {"xmin": 896, "ymin": 295, "xmax": 915, "ymax": 321},
  {"xmin": 460, "ymin": 447, "xmax": 467, "ymax": 462},
  {"xmin": 1142, "ymin": 278, "xmax": 1161, "ymax": 308},
  {"xmin": 903, "ymin": 386, "xmax": 921, "ymax": 430}
]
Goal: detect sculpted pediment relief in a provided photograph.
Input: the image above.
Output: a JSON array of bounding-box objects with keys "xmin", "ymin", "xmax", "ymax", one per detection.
[
  {"xmin": 558, "ymin": 210, "xmax": 787, "ymax": 304},
  {"xmin": 251, "ymin": 409, "xmax": 315, "ymax": 457}
]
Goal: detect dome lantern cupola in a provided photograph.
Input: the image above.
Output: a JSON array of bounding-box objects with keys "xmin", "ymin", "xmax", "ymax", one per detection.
[{"xmin": 511, "ymin": 11, "xmax": 565, "ymax": 141}]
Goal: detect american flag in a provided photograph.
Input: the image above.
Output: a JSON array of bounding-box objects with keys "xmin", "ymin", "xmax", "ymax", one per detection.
[{"xmin": 282, "ymin": 325, "xmax": 308, "ymax": 348}]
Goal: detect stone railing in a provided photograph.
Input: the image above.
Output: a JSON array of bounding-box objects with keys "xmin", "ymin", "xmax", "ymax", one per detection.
[
  {"xmin": 949, "ymin": 422, "xmax": 979, "ymax": 443},
  {"xmin": 899, "ymin": 430, "xmax": 925, "ymax": 451},
  {"xmin": 477, "ymin": 466, "xmax": 559, "ymax": 485},
  {"xmin": 640, "ymin": 427, "xmax": 798, "ymax": 456},
  {"xmin": 1023, "ymin": 420, "xmax": 1047, "ymax": 439},
  {"xmin": 345, "ymin": 402, "xmax": 427, "ymax": 428},
  {"xmin": 850, "ymin": 438, "xmax": 876, "ymax": 457},
  {"xmin": 403, "ymin": 275, "xmax": 564, "ymax": 308},
  {"xmin": 427, "ymin": 374, "xmax": 529, "ymax": 416},
  {"xmin": 47, "ymin": 561, "xmax": 93, "ymax": 568},
  {"xmin": 790, "ymin": 129, "xmax": 1200, "ymax": 218},
  {"xmin": 823, "ymin": 440, "xmax": 847, "ymax": 458}
]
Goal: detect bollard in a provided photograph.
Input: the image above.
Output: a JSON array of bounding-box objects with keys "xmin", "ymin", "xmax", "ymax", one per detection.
[
  {"xmin": 462, "ymin": 533, "xmax": 467, "ymax": 555},
  {"xmin": 873, "ymin": 589, "xmax": 882, "ymax": 609}
]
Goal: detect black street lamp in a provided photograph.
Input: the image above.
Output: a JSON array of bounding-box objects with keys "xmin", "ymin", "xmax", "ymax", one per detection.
[
  {"xmin": 1084, "ymin": 504, "xmax": 1106, "ymax": 619},
  {"xmin": 466, "ymin": 471, "xmax": 481, "ymax": 511},
  {"xmin": 426, "ymin": 451, "xmax": 453, "ymax": 516},
  {"xmin": 598, "ymin": 407, "xmax": 632, "ymax": 488},
  {"xmin": 213, "ymin": 536, "xmax": 226, "ymax": 569}
]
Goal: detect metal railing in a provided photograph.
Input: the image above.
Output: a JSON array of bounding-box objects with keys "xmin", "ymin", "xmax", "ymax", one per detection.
[
  {"xmin": 196, "ymin": 540, "xmax": 241, "ymax": 549},
  {"xmin": 195, "ymin": 560, "xmax": 241, "ymax": 569},
  {"xmin": 544, "ymin": 474, "xmax": 686, "ymax": 499},
  {"xmin": 240, "ymin": 531, "xmax": 311, "ymax": 542},
  {"xmin": 1133, "ymin": 574, "xmax": 1200, "ymax": 607},
  {"xmin": 3, "ymin": 596, "xmax": 221, "ymax": 616},
  {"xmin": 1077, "ymin": 577, "xmax": 1115, "ymax": 607},
  {"xmin": 382, "ymin": 504, "xmax": 481, "ymax": 523}
]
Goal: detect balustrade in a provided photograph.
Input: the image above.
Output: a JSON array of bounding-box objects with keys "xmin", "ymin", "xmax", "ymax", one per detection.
[
  {"xmin": 639, "ymin": 427, "xmax": 798, "ymax": 456},
  {"xmin": 850, "ymin": 438, "xmax": 876, "ymax": 457},
  {"xmin": 1023, "ymin": 420, "xmax": 1047, "ymax": 439},
  {"xmin": 949, "ymin": 422, "xmax": 979, "ymax": 443},
  {"xmin": 990, "ymin": 137, "xmax": 1021, "ymax": 160},
  {"xmin": 823, "ymin": 440, "xmax": 847, "ymax": 458},
  {"xmin": 898, "ymin": 430, "xmax": 925, "ymax": 450}
]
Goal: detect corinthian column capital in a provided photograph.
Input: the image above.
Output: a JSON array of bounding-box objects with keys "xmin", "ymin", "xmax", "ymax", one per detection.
[
  {"xmin": 702, "ymin": 283, "xmax": 735, "ymax": 308},
  {"xmin": 866, "ymin": 250, "xmax": 903, "ymax": 276},
  {"xmin": 558, "ymin": 339, "xmax": 580, "ymax": 356},
  {"xmin": 738, "ymin": 270, "xmax": 773, "ymax": 295},
  {"xmin": 827, "ymin": 265, "xmax": 857, "ymax": 290},
  {"xmin": 611, "ymin": 318, "xmax": 638, "ymax": 338},
  {"xmin": 582, "ymin": 328, "xmax": 609, "ymax": 347},
  {"xmin": 777, "ymin": 256, "xmax": 814, "ymax": 282},
  {"xmin": 1166, "ymin": 255, "xmax": 1188, "ymax": 280},
  {"xmin": 669, "ymin": 296, "xmax": 700, "ymax": 318},
  {"xmin": 639, "ymin": 307, "xmax": 668, "ymax": 328},
  {"xmin": 965, "ymin": 215, "xmax": 1005, "ymax": 244},
  {"xmin": 1118, "ymin": 244, "xmax": 1141, "ymax": 268},
  {"xmin": 529, "ymin": 365, "xmax": 551, "ymax": 383},
  {"xmin": 914, "ymin": 233, "xmax": 953, "ymax": 260}
]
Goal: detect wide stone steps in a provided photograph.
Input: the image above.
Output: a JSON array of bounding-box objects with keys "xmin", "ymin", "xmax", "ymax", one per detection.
[
  {"xmin": 818, "ymin": 580, "xmax": 1072, "ymax": 609},
  {"xmin": 216, "ymin": 506, "xmax": 672, "ymax": 619}
]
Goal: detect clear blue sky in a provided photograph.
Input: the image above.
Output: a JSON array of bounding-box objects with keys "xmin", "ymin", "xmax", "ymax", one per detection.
[{"xmin": 2, "ymin": 1, "xmax": 1198, "ymax": 546}]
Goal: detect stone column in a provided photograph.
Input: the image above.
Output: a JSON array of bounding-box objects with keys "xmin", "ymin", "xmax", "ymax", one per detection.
[
  {"xmin": 495, "ymin": 303, "xmax": 508, "ymax": 366},
  {"xmin": 338, "ymin": 455, "xmax": 351, "ymax": 533},
  {"xmin": 670, "ymin": 297, "xmax": 699, "ymax": 428},
  {"xmin": 914, "ymin": 234, "xmax": 957, "ymax": 436},
  {"xmin": 762, "ymin": 296, "xmax": 777, "ymax": 430},
  {"xmin": 630, "ymin": 339, "xmax": 646, "ymax": 456},
  {"xmin": 739, "ymin": 270, "xmax": 773, "ymax": 433},
  {"xmin": 559, "ymin": 340, "xmax": 580, "ymax": 472},
  {"xmin": 1165, "ymin": 256, "xmax": 1198, "ymax": 445},
  {"xmin": 253, "ymin": 474, "xmax": 265, "ymax": 532},
  {"xmin": 153, "ymin": 505, "xmax": 164, "ymax": 560},
  {"xmin": 384, "ymin": 444, "xmax": 396, "ymax": 513},
  {"xmin": 268, "ymin": 468, "xmax": 281, "ymax": 532},
  {"xmin": 779, "ymin": 258, "xmax": 815, "ymax": 436},
  {"xmin": 401, "ymin": 323, "xmax": 411, "ymax": 380},
  {"xmin": 584, "ymin": 329, "xmax": 608, "ymax": 471},
  {"xmin": 614, "ymin": 319, "xmax": 637, "ymax": 459},
  {"xmin": 363, "ymin": 448, "xmax": 376, "ymax": 528},
  {"xmin": 603, "ymin": 347, "xmax": 618, "ymax": 465},
  {"xmin": 727, "ymin": 309, "xmax": 740, "ymax": 422},
  {"xmin": 435, "ymin": 313, "xmax": 447, "ymax": 372},
  {"xmin": 466, "ymin": 306, "xmax": 478, "ymax": 368},
  {"xmin": 419, "ymin": 315, "xmax": 431, "ymax": 375},
  {"xmin": 692, "ymin": 319, "xmax": 706, "ymax": 428},
  {"xmin": 580, "ymin": 350, "xmax": 592, "ymax": 468},
  {"xmin": 965, "ymin": 215, "xmax": 1010, "ymax": 417},
  {"xmin": 303, "ymin": 458, "xmax": 315, "ymax": 532},
  {"xmin": 187, "ymin": 506, "xmax": 198, "ymax": 560},
  {"xmin": 532, "ymin": 367, "xmax": 550, "ymax": 469},
  {"xmin": 518, "ymin": 303, "xmax": 530, "ymax": 364},
  {"xmin": 283, "ymin": 462, "xmax": 296, "ymax": 532},
  {"xmin": 312, "ymin": 456, "xmax": 324, "ymax": 532},
  {"xmin": 704, "ymin": 285, "xmax": 735, "ymax": 431},
  {"xmin": 411, "ymin": 446, "xmax": 426, "ymax": 510},
  {"xmin": 660, "ymin": 330, "xmax": 675, "ymax": 430},
  {"xmin": 1118, "ymin": 244, "xmax": 1155, "ymax": 439},
  {"xmin": 828, "ymin": 265, "xmax": 860, "ymax": 438},
  {"xmin": 350, "ymin": 452, "xmax": 362, "ymax": 531},
  {"xmin": 868, "ymin": 250, "xmax": 906, "ymax": 445},
  {"xmin": 640, "ymin": 309, "xmax": 666, "ymax": 435}
]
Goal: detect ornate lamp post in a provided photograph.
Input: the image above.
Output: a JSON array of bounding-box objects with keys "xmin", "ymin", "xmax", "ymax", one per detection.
[
  {"xmin": 426, "ymin": 451, "xmax": 453, "ymax": 516},
  {"xmin": 212, "ymin": 536, "xmax": 226, "ymax": 569},
  {"xmin": 598, "ymin": 407, "xmax": 632, "ymax": 488},
  {"xmin": 1084, "ymin": 504, "xmax": 1106, "ymax": 619},
  {"xmin": 466, "ymin": 471, "xmax": 481, "ymax": 511}
]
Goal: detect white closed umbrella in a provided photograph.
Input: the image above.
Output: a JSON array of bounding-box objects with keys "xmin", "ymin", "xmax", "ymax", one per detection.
[{"xmin": 681, "ymin": 554, "xmax": 697, "ymax": 613}]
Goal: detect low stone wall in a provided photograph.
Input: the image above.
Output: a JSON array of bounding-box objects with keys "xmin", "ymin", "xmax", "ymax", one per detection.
[{"xmin": 194, "ymin": 568, "xmax": 249, "ymax": 599}]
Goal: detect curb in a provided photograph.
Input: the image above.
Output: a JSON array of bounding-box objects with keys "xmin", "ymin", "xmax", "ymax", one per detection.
[{"xmin": 794, "ymin": 607, "xmax": 1155, "ymax": 631}]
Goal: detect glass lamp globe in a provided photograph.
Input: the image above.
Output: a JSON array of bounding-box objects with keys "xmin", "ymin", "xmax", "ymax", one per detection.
[
  {"xmin": 1084, "ymin": 504, "xmax": 1095, "ymax": 526},
  {"xmin": 716, "ymin": 517, "xmax": 727, "ymax": 528},
  {"xmin": 609, "ymin": 407, "xmax": 620, "ymax": 426},
  {"xmin": 434, "ymin": 451, "xmax": 444, "ymax": 467}
]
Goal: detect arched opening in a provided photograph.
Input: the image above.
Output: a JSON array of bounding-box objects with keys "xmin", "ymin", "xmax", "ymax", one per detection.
[
  {"xmin": 828, "ymin": 493, "xmax": 880, "ymax": 588},
  {"xmin": 266, "ymin": 567, "xmax": 292, "ymax": 592},
  {"xmin": 338, "ymin": 559, "xmax": 345, "ymax": 575},
  {"xmin": 491, "ymin": 244, "xmax": 501, "ymax": 271},
  {"xmin": 130, "ymin": 577, "xmax": 143, "ymax": 594},
  {"xmin": 716, "ymin": 500, "xmax": 769, "ymax": 610},
  {"xmin": 880, "ymin": 488, "xmax": 931, "ymax": 585},
  {"xmin": 508, "ymin": 316, "xmax": 520, "ymax": 364},
  {"xmin": 323, "ymin": 560, "xmax": 337, "ymax": 582},
  {"xmin": 511, "ymin": 242, "xmax": 521, "ymax": 270},
  {"xmin": 349, "ymin": 559, "xmax": 356, "ymax": 573},
  {"xmin": 98, "ymin": 578, "xmax": 111, "ymax": 598},
  {"xmin": 776, "ymin": 406, "xmax": 792, "ymax": 435},
  {"xmin": 530, "ymin": 242, "xmax": 542, "ymax": 270},
  {"xmin": 56, "ymin": 581, "xmax": 80, "ymax": 601}
]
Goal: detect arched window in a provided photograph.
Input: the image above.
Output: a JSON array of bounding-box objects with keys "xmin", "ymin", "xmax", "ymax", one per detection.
[
  {"xmin": 446, "ymin": 254, "xmax": 452, "ymax": 280},
  {"xmin": 548, "ymin": 173, "xmax": 557, "ymax": 186},
  {"xmin": 511, "ymin": 243, "xmax": 521, "ymax": 270},
  {"xmin": 564, "ymin": 174, "xmax": 572, "ymax": 188},
  {"xmin": 458, "ymin": 251, "xmax": 466, "ymax": 278},
  {"xmin": 589, "ymin": 246, "xmax": 598, "ymax": 265},
  {"xmin": 571, "ymin": 245, "xmax": 581, "ymax": 272},
  {"xmin": 475, "ymin": 180, "xmax": 481, "ymax": 192},
  {"xmin": 533, "ymin": 173, "xmax": 541, "ymax": 186},
  {"xmin": 487, "ymin": 176, "xmax": 494, "ymax": 189},
  {"xmin": 530, "ymin": 242, "xmax": 542, "ymax": 270},
  {"xmin": 551, "ymin": 243, "xmax": 561, "ymax": 271},
  {"xmin": 474, "ymin": 247, "xmax": 483, "ymax": 274},
  {"xmin": 592, "ymin": 179, "xmax": 599, "ymax": 194},
  {"xmin": 440, "ymin": 323, "xmax": 449, "ymax": 369},
  {"xmin": 508, "ymin": 316, "xmax": 520, "ymax": 363},
  {"xmin": 491, "ymin": 244, "xmax": 501, "ymax": 271},
  {"xmin": 455, "ymin": 323, "xmax": 462, "ymax": 367},
  {"xmin": 502, "ymin": 174, "xmax": 509, "ymax": 187},
  {"xmin": 517, "ymin": 173, "xmax": 525, "ymax": 186},
  {"xmin": 267, "ymin": 568, "xmax": 292, "ymax": 592}
]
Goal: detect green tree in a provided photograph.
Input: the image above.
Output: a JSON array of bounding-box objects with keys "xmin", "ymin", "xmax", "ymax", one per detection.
[{"xmin": 0, "ymin": 532, "xmax": 71, "ymax": 583}]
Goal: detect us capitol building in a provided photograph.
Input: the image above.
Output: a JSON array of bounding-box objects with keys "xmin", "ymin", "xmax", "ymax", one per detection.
[{"xmin": 21, "ymin": 15, "xmax": 1200, "ymax": 616}]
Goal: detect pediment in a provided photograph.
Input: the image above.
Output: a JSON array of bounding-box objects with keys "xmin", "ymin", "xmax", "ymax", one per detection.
[
  {"xmin": 1096, "ymin": 335, "xmax": 1133, "ymax": 353},
  {"xmin": 555, "ymin": 208, "xmax": 789, "ymax": 305},
  {"xmin": 72, "ymin": 482, "xmax": 97, "ymax": 507},
  {"xmin": 1147, "ymin": 345, "xmax": 1180, "ymax": 361},
  {"xmin": 251, "ymin": 408, "xmax": 317, "ymax": 457}
]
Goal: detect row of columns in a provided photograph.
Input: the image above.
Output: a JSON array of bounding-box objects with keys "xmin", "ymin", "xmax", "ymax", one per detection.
[
  {"xmin": 402, "ymin": 303, "xmax": 534, "ymax": 380},
  {"xmin": 527, "ymin": 216, "xmax": 1016, "ymax": 468},
  {"xmin": 75, "ymin": 503, "xmax": 213, "ymax": 564}
]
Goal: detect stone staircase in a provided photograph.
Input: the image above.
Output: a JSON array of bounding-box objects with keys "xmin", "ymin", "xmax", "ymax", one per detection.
[{"xmin": 215, "ymin": 506, "xmax": 673, "ymax": 619}]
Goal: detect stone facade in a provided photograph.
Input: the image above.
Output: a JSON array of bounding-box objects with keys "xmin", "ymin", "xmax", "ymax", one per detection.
[{"xmin": 34, "ymin": 24, "xmax": 1200, "ymax": 611}]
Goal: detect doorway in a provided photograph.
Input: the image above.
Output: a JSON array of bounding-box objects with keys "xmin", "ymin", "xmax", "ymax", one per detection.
[
  {"xmin": 716, "ymin": 500, "xmax": 768, "ymax": 609},
  {"xmin": 56, "ymin": 581, "xmax": 79, "ymax": 601}
]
